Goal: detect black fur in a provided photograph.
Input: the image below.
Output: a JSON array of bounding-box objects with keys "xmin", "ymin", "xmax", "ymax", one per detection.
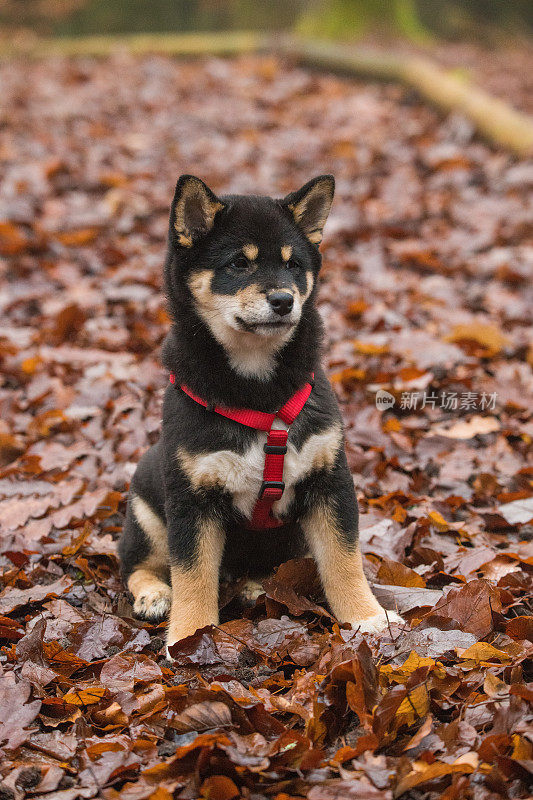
[
  {"xmin": 163, "ymin": 185, "xmax": 325, "ymax": 411},
  {"xmin": 119, "ymin": 174, "xmax": 360, "ymax": 617}
]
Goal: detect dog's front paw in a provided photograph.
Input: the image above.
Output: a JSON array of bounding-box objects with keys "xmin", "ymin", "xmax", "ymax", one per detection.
[
  {"xmin": 353, "ymin": 609, "xmax": 405, "ymax": 634},
  {"xmin": 133, "ymin": 584, "xmax": 172, "ymax": 622}
]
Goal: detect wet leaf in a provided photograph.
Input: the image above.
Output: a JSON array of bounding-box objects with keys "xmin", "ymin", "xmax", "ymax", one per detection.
[{"xmin": 0, "ymin": 577, "xmax": 72, "ymax": 616}]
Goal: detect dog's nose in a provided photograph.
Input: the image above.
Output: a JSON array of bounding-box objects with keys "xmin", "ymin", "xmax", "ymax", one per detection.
[{"xmin": 268, "ymin": 291, "xmax": 294, "ymax": 316}]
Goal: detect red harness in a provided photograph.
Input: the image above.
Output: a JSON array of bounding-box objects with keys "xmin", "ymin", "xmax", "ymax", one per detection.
[{"xmin": 169, "ymin": 373, "xmax": 314, "ymax": 529}]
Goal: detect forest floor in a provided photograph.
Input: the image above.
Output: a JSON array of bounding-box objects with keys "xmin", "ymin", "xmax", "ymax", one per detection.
[{"xmin": 0, "ymin": 45, "xmax": 532, "ymax": 800}]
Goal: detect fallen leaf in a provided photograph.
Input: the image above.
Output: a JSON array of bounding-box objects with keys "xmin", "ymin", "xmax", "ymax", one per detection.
[
  {"xmin": 497, "ymin": 497, "xmax": 533, "ymax": 525},
  {"xmin": 395, "ymin": 755, "xmax": 477, "ymax": 796},
  {"xmin": 433, "ymin": 415, "xmax": 500, "ymax": 439},
  {"xmin": 0, "ymin": 577, "xmax": 72, "ymax": 616},
  {"xmin": 426, "ymin": 580, "xmax": 502, "ymax": 637},
  {"xmin": 457, "ymin": 642, "xmax": 511, "ymax": 663},
  {"xmin": 377, "ymin": 559, "xmax": 425, "ymax": 588},
  {"xmin": 0, "ymin": 670, "xmax": 41, "ymax": 750},
  {"xmin": 506, "ymin": 616, "xmax": 533, "ymax": 642},
  {"xmin": 62, "ymin": 687, "xmax": 107, "ymax": 706},
  {"xmin": 445, "ymin": 323, "xmax": 508, "ymax": 356}
]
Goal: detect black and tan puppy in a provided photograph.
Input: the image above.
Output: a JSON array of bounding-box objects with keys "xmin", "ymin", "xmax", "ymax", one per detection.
[{"xmin": 119, "ymin": 174, "xmax": 403, "ymax": 650}]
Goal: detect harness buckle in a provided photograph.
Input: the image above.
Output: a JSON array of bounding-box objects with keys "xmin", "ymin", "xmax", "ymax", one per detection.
[
  {"xmin": 263, "ymin": 443, "xmax": 287, "ymax": 455},
  {"xmin": 259, "ymin": 480, "xmax": 285, "ymax": 500}
]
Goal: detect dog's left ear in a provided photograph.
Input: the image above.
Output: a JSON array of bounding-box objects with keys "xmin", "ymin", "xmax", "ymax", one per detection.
[
  {"xmin": 282, "ymin": 175, "xmax": 335, "ymax": 245},
  {"xmin": 171, "ymin": 175, "xmax": 225, "ymax": 247}
]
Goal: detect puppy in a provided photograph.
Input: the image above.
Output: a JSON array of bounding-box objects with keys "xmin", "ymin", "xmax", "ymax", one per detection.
[{"xmin": 119, "ymin": 174, "xmax": 403, "ymax": 650}]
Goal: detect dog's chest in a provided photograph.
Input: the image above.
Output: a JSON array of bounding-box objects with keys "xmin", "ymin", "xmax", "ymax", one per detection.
[{"xmin": 177, "ymin": 424, "xmax": 341, "ymax": 519}]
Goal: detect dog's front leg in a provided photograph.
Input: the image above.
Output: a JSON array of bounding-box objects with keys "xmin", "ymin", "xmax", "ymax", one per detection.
[
  {"xmin": 300, "ymin": 469, "xmax": 403, "ymax": 633},
  {"xmin": 165, "ymin": 504, "xmax": 225, "ymax": 652}
]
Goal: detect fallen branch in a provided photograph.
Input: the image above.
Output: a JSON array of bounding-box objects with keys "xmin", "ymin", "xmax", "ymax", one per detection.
[
  {"xmin": 1, "ymin": 30, "xmax": 266, "ymax": 59},
  {"xmin": 3, "ymin": 31, "xmax": 533, "ymax": 157},
  {"xmin": 282, "ymin": 38, "xmax": 533, "ymax": 157}
]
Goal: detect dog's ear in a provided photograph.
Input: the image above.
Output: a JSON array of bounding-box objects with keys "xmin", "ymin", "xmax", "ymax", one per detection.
[
  {"xmin": 171, "ymin": 175, "xmax": 225, "ymax": 247},
  {"xmin": 282, "ymin": 175, "xmax": 335, "ymax": 245}
]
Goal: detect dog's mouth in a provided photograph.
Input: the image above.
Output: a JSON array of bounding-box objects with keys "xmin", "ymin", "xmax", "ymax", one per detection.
[{"xmin": 235, "ymin": 316, "xmax": 296, "ymax": 335}]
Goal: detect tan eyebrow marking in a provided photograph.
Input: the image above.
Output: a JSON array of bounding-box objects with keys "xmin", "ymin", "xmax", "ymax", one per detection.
[
  {"xmin": 242, "ymin": 244, "xmax": 258, "ymax": 261},
  {"xmin": 281, "ymin": 245, "xmax": 292, "ymax": 261}
]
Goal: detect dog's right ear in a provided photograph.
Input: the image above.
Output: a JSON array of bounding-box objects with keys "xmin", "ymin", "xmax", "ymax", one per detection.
[{"xmin": 170, "ymin": 175, "xmax": 225, "ymax": 247}]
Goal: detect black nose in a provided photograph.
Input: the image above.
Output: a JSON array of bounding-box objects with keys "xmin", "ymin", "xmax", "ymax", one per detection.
[{"xmin": 268, "ymin": 291, "xmax": 294, "ymax": 316}]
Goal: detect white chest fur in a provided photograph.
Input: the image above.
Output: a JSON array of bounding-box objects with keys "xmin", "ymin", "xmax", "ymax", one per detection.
[{"xmin": 177, "ymin": 423, "xmax": 342, "ymax": 520}]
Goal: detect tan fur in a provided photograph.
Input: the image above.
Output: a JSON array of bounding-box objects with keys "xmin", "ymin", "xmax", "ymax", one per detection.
[
  {"xmin": 242, "ymin": 243, "xmax": 258, "ymax": 261},
  {"xmin": 127, "ymin": 495, "xmax": 171, "ymax": 618},
  {"xmin": 288, "ymin": 177, "xmax": 334, "ymax": 244},
  {"xmin": 131, "ymin": 495, "xmax": 168, "ymax": 566},
  {"xmin": 128, "ymin": 569, "xmax": 171, "ymax": 619},
  {"xmin": 174, "ymin": 179, "xmax": 223, "ymax": 243},
  {"xmin": 187, "ymin": 270, "xmax": 301, "ymax": 379},
  {"xmin": 167, "ymin": 518, "xmax": 225, "ymax": 646},
  {"xmin": 176, "ymin": 423, "xmax": 342, "ymax": 520},
  {"xmin": 304, "ymin": 271, "xmax": 314, "ymax": 300},
  {"xmin": 177, "ymin": 233, "xmax": 193, "ymax": 247},
  {"xmin": 281, "ymin": 245, "xmax": 292, "ymax": 262},
  {"xmin": 301, "ymin": 501, "xmax": 388, "ymax": 628}
]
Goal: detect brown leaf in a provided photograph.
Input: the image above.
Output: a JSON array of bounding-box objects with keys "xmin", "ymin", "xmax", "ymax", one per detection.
[
  {"xmin": 262, "ymin": 557, "xmax": 333, "ymax": 619},
  {"xmin": 0, "ymin": 221, "xmax": 29, "ymax": 255},
  {"xmin": 0, "ymin": 669, "xmax": 41, "ymax": 750},
  {"xmin": 172, "ymin": 701, "xmax": 232, "ymax": 734},
  {"xmin": 0, "ymin": 577, "xmax": 72, "ymax": 616},
  {"xmin": 99, "ymin": 653, "xmax": 162, "ymax": 690},
  {"xmin": 62, "ymin": 687, "xmax": 107, "ymax": 706},
  {"xmin": 445, "ymin": 322, "xmax": 508, "ymax": 356},
  {"xmin": 425, "ymin": 579, "xmax": 502, "ymax": 637},
  {"xmin": 167, "ymin": 627, "xmax": 221, "ymax": 666},
  {"xmin": 395, "ymin": 754, "xmax": 478, "ymax": 796},
  {"xmin": 377, "ymin": 559, "xmax": 425, "ymax": 588},
  {"xmin": 506, "ymin": 615, "xmax": 533, "ymax": 643},
  {"xmin": 199, "ymin": 776, "xmax": 239, "ymax": 800}
]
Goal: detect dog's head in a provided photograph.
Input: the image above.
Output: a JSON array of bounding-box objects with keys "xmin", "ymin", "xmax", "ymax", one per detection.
[{"xmin": 165, "ymin": 175, "xmax": 334, "ymax": 378}]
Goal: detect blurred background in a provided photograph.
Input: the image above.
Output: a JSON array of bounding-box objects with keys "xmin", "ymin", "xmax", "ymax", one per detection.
[
  {"xmin": 1, "ymin": 0, "xmax": 533, "ymax": 42},
  {"xmin": 1, "ymin": 4, "xmax": 533, "ymax": 796}
]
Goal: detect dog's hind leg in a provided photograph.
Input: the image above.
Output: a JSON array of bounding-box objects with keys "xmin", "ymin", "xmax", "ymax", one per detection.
[{"xmin": 120, "ymin": 493, "xmax": 171, "ymax": 622}]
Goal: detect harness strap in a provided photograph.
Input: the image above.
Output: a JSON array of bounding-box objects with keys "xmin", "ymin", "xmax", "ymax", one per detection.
[
  {"xmin": 169, "ymin": 373, "xmax": 314, "ymax": 529},
  {"xmin": 248, "ymin": 426, "xmax": 287, "ymax": 529}
]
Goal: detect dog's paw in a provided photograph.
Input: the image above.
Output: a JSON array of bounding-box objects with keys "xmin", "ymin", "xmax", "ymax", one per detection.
[
  {"xmin": 133, "ymin": 584, "xmax": 171, "ymax": 622},
  {"xmin": 353, "ymin": 609, "xmax": 405, "ymax": 634},
  {"xmin": 241, "ymin": 579, "xmax": 265, "ymax": 605}
]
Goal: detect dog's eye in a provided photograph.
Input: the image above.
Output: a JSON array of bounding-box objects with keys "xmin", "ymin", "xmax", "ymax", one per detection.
[
  {"xmin": 287, "ymin": 258, "xmax": 300, "ymax": 271},
  {"xmin": 226, "ymin": 256, "xmax": 249, "ymax": 271}
]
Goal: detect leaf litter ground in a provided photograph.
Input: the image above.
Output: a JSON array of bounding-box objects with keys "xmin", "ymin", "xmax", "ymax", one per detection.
[{"xmin": 0, "ymin": 49, "xmax": 532, "ymax": 800}]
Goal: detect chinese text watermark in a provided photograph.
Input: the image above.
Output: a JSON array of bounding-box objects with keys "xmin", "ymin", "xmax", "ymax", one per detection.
[{"xmin": 375, "ymin": 390, "xmax": 497, "ymax": 412}]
